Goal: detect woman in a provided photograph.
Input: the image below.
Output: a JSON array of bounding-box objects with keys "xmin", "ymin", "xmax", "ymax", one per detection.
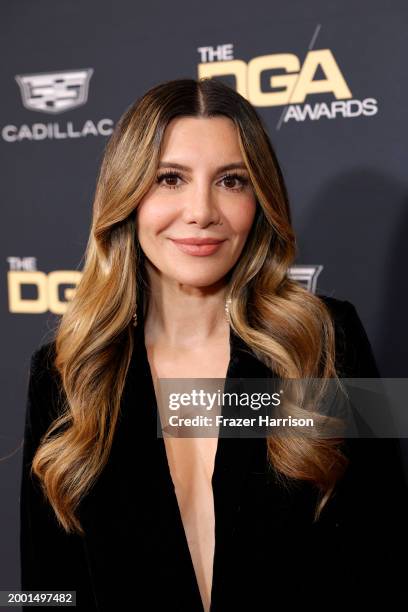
[{"xmin": 21, "ymin": 78, "xmax": 408, "ymax": 611}]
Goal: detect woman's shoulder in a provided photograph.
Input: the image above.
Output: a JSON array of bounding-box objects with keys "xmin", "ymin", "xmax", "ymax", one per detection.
[
  {"xmin": 28, "ymin": 340, "xmax": 62, "ymax": 400},
  {"xmin": 315, "ymin": 293, "xmax": 356, "ymax": 320},
  {"xmin": 29, "ymin": 340, "xmax": 58, "ymax": 382},
  {"xmin": 315, "ymin": 293, "xmax": 380, "ymax": 377},
  {"xmin": 25, "ymin": 340, "xmax": 63, "ymax": 442}
]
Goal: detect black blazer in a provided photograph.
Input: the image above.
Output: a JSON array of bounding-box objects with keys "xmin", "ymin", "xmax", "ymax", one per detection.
[{"xmin": 20, "ymin": 295, "xmax": 408, "ymax": 610}]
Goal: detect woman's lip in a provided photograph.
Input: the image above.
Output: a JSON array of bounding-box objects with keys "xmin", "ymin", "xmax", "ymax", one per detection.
[
  {"xmin": 170, "ymin": 239, "xmax": 225, "ymax": 256},
  {"xmin": 171, "ymin": 238, "xmax": 226, "ymax": 245}
]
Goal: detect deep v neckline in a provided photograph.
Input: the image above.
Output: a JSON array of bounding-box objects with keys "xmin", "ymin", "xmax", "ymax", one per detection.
[
  {"xmin": 130, "ymin": 302, "xmax": 273, "ymax": 611},
  {"xmin": 139, "ymin": 322, "xmax": 234, "ymax": 612}
]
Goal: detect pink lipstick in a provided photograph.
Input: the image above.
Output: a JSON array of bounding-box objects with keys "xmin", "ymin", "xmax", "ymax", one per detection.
[{"xmin": 170, "ymin": 237, "xmax": 226, "ymax": 257}]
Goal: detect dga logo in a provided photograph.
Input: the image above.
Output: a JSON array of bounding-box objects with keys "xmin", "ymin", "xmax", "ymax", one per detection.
[
  {"xmin": 197, "ymin": 45, "xmax": 378, "ymax": 123},
  {"xmin": 15, "ymin": 68, "xmax": 94, "ymax": 114},
  {"xmin": 2, "ymin": 67, "xmax": 113, "ymax": 142}
]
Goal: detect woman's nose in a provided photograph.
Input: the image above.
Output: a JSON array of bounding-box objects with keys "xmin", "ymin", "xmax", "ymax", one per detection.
[{"xmin": 183, "ymin": 183, "xmax": 222, "ymax": 226}]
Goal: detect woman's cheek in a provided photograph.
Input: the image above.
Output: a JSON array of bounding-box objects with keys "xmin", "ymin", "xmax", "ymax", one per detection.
[
  {"xmin": 226, "ymin": 197, "xmax": 257, "ymax": 234},
  {"xmin": 136, "ymin": 198, "xmax": 178, "ymax": 235}
]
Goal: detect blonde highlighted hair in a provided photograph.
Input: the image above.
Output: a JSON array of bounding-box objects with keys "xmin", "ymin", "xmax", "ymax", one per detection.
[{"xmin": 31, "ymin": 78, "xmax": 348, "ymax": 535}]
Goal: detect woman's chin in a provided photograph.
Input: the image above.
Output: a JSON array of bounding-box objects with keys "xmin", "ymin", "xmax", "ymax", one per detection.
[{"xmin": 164, "ymin": 270, "xmax": 228, "ymax": 288}]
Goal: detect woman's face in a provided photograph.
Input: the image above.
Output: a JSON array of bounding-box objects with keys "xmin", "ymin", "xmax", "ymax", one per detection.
[{"xmin": 136, "ymin": 116, "xmax": 257, "ymax": 288}]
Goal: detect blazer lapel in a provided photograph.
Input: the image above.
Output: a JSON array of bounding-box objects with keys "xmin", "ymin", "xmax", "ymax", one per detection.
[{"xmin": 211, "ymin": 327, "xmax": 275, "ymax": 545}]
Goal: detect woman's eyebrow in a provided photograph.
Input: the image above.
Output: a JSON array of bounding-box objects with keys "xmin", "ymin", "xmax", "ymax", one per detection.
[{"xmin": 158, "ymin": 161, "xmax": 248, "ymax": 173}]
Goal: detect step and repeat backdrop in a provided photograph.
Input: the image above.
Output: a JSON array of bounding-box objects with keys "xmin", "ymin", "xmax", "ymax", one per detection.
[{"xmin": 1, "ymin": 0, "xmax": 407, "ymax": 603}]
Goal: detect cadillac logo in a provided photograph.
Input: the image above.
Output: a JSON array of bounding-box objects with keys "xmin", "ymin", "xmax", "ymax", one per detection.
[{"xmin": 15, "ymin": 68, "xmax": 94, "ymax": 114}]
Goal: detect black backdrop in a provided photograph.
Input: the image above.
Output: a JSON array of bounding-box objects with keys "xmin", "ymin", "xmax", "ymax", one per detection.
[{"xmin": 1, "ymin": 0, "xmax": 407, "ymax": 604}]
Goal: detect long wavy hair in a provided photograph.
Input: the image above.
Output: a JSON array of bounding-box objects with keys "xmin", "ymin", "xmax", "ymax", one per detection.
[{"xmin": 31, "ymin": 77, "xmax": 349, "ymax": 535}]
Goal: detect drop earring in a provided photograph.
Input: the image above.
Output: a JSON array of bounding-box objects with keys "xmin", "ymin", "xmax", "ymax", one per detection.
[
  {"xmin": 225, "ymin": 297, "xmax": 232, "ymax": 323},
  {"xmin": 132, "ymin": 311, "xmax": 138, "ymax": 327}
]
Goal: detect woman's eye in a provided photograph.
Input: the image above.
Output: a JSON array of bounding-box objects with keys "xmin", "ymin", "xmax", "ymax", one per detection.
[
  {"xmin": 221, "ymin": 174, "xmax": 249, "ymax": 191},
  {"xmin": 156, "ymin": 172, "xmax": 181, "ymax": 189}
]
